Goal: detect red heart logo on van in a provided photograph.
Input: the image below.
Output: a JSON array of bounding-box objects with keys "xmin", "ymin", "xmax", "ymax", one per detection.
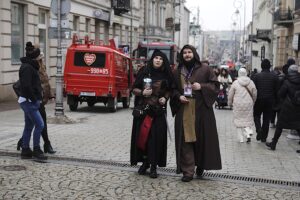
[{"xmin": 84, "ymin": 53, "xmax": 96, "ymax": 66}]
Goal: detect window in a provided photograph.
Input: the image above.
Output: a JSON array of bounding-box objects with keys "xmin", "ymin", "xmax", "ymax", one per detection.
[
  {"xmin": 38, "ymin": 9, "xmax": 48, "ymax": 62},
  {"xmin": 74, "ymin": 52, "xmax": 106, "ymax": 68},
  {"xmin": 73, "ymin": 16, "xmax": 80, "ymax": 32},
  {"xmin": 11, "ymin": 3, "xmax": 24, "ymax": 64},
  {"xmin": 125, "ymin": 27, "xmax": 129, "ymax": 44},
  {"xmin": 85, "ymin": 18, "xmax": 90, "ymax": 33}
]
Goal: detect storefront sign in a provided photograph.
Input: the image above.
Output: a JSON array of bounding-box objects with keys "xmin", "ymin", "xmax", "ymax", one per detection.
[{"xmin": 292, "ymin": 34, "xmax": 300, "ymax": 51}]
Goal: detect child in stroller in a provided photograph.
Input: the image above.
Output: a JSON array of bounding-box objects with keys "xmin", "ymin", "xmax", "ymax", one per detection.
[{"xmin": 215, "ymin": 82, "xmax": 228, "ymax": 109}]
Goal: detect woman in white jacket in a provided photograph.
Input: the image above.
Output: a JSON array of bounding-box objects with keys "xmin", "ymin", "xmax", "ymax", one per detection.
[{"xmin": 228, "ymin": 68, "xmax": 257, "ymax": 143}]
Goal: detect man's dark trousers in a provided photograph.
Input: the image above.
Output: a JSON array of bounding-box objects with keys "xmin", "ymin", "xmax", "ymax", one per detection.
[{"xmin": 254, "ymin": 98, "xmax": 273, "ymax": 141}]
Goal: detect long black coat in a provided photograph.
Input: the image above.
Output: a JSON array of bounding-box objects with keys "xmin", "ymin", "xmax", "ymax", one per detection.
[
  {"xmin": 130, "ymin": 50, "xmax": 173, "ymax": 167},
  {"xmin": 170, "ymin": 62, "xmax": 222, "ymax": 173},
  {"xmin": 276, "ymin": 72, "xmax": 300, "ymax": 129}
]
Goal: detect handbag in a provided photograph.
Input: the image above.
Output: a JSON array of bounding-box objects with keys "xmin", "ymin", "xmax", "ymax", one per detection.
[
  {"xmin": 137, "ymin": 115, "xmax": 153, "ymax": 151},
  {"xmin": 132, "ymin": 104, "xmax": 149, "ymax": 117}
]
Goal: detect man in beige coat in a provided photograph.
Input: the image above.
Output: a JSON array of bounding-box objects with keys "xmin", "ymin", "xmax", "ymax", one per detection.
[{"xmin": 228, "ymin": 68, "xmax": 257, "ymax": 143}]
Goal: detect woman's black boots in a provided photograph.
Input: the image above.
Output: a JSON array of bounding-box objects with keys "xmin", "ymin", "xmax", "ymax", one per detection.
[
  {"xmin": 149, "ymin": 165, "xmax": 158, "ymax": 178},
  {"xmin": 17, "ymin": 138, "xmax": 22, "ymax": 151},
  {"xmin": 44, "ymin": 142, "xmax": 56, "ymax": 154},
  {"xmin": 138, "ymin": 162, "xmax": 150, "ymax": 175}
]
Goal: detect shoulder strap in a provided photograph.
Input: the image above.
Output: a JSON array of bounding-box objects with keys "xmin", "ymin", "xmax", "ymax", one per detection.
[{"xmin": 243, "ymin": 85, "xmax": 253, "ymax": 101}]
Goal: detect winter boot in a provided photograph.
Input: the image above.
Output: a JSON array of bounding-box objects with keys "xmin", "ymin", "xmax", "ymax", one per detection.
[
  {"xmin": 33, "ymin": 147, "xmax": 48, "ymax": 160},
  {"xmin": 21, "ymin": 148, "xmax": 32, "ymax": 159},
  {"xmin": 149, "ymin": 165, "xmax": 158, "ymax": 178},
  {"xmin": 266, "ymin": 140, "xmax": 277, "ymax": 150},
  {"xmin": 44, "ymin": 142, "xmax": 56, "ymax": 154},
  {"xmin": 138, "ymin": 162, "xmax": 150, "ymax": 175}
]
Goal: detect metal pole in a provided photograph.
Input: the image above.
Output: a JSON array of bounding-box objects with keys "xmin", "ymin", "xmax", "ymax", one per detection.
[
  {"xmin": 270, "ymin": 1, "xmax": 275, "ymax": 66},
  {"xmin": 250, "ymin": 0, "xmax": 254, "ymax": 70},
  {"xmin": 55, "ymin": 0, "xmax": 64, "ymax": 116},
  {"xmin": 243, "ymin": 0, "xmax": 246, "ymax": 59},
  {"xmin": 130, "ymin": 0, "xmax": 133, "ymax": 56}
]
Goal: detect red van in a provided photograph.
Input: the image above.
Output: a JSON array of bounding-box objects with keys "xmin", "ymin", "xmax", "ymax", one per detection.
[{"xmin": 64, "ymin": 35, "xmax": 133, "ymax": 112}]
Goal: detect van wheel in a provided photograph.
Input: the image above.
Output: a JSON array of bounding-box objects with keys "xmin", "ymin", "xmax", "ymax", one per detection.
[
  {"xmin": 87, "ymin": 101, "xmax": 96, "ymax": 107},
  {"xmin": 69, "ymin": 101, "xmax": 78, "ymax": 111},
  {"xmin": 122, "ymin": 97, "xmax": 130, "ymax": 108},
  {"xmin": 108, "ymin": 97, "xmax": 117, "ymax": 112}
]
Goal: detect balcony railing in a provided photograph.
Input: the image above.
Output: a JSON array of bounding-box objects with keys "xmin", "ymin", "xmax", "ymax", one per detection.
[
  {"xmin": 274, "ymin": 9, "xmax": 293, "ymax": 27},
  {"xmin": 111, "ymin": 0, "xmax": 130, "ymax": 16}
]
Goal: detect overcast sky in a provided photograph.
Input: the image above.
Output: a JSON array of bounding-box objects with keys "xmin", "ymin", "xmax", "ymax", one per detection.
[{"xmin": 185, "ymin": 0, "xmax": 253, "ymax": 31}]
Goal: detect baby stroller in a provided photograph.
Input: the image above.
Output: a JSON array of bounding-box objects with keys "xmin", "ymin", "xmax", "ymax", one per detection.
[{"xmin": 215, "ymin": 83, "xmax": 228, "ymax": 109}]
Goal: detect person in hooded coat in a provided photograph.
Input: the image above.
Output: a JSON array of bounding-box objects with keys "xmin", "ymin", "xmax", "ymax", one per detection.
[
  {"xmin": 228, "ymin": 68, "xmax": 257, "ymax": 143},
  {"xmin": 266, "ymin": 65, "xmax": 300, "ymax": 151},
  {"xmin": 130, "ymin": 49, "xmax": 174, "ymax": 178},
  {"xmin": 170, "ymin": 45, "xmax": 222, "ymax": 182}
]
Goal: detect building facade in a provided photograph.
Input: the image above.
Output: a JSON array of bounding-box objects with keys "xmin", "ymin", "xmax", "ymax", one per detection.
[
  {"xmin": 251, "ymin": 0, "xmax": 273, "ymax": 71},
  {"xmin": 273, "ymin": 0, "xmax": 300, "ymax": 67},
  {"xmin": 1, "ymin": 0, "xmax": 141, "ymax": 101}
]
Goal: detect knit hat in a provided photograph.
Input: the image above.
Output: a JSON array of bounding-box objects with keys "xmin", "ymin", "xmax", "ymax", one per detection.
[
  {"xmin": 25, "ymin": 42, "xmax": 40, "ymax": 59},
  {"xmin": 288, "ymin": 64, "xmax": 299, "ymax": 74},
  {"xmin": 261, "ymin": 59, "xmax": 271, "ymax": 69},
  {"xmin": 238, "ymin": 67, "xmax": 247, "ymax": 77}
]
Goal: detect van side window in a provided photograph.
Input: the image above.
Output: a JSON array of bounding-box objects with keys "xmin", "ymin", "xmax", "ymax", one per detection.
[{"xmin": 74, "ymin": 52, "xmax": 106, "ymax": 68}]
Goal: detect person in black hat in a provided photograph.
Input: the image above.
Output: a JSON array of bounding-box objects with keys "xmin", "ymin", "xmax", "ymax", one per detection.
[
  {"xmin": 17, "ymin": 41, "xmax": 47, "ymax": 160},
  {"xmin": 130, "ymin": 49, "xmax": 174, "ymax": 178},
  {"xmin": 253, "ymin": 59, "xmax": 279, "ymax": 142}
]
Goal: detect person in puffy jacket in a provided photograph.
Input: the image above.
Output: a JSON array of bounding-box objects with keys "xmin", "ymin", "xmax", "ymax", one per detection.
[{"xmin": 228, "ymin": 68, "xmax": 257, "ymax": 143}]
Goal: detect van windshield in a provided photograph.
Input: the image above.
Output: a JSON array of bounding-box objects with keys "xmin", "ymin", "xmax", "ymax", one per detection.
[{"xmin": 74, "ymin": 52, "xmax": 106, "ymax": 68}]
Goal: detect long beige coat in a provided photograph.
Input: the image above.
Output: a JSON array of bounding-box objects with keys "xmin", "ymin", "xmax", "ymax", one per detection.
[{"xmin": 228, "ymin": 77, "xmax": 257, "ymax": 127}]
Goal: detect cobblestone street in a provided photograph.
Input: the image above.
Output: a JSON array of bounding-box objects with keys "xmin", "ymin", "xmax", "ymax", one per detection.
[
  {"xmin": 0, "ymin": 101, "xmax": 300, "ymax": 199},
  {"xmin": 0, "ymin": 156, "xmax": 299, "ymax": 199}
]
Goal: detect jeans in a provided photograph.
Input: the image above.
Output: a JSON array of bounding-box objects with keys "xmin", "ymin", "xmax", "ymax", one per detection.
[{"xmin": 20, "ymin": 101, "xmax": 44, "ymax": 149}]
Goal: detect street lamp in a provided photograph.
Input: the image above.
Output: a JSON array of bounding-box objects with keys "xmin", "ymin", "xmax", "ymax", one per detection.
[{"xmin": 234, "ymin": 0, "xmax": 246, "ymax": 60}]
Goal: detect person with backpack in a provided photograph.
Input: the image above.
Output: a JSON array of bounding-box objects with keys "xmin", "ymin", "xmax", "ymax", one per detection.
[
  {"xmin": 266, "ymin": 64, "xmax": 300, "ymax": 151},
  {"xmin": 18, "ymin": 42, "xmax": 47, "ymax": 160}
]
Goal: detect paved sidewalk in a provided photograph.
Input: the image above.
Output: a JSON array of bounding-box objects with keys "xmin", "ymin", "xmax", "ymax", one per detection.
[{"xmin": 0, "ymin": 101, "xmax": 300, "ymax": 182}]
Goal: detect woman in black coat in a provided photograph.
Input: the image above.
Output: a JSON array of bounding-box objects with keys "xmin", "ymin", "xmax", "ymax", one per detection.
[
  {"xmin": 266, "ymin": 65, "xmax": 300, "ymax": 151},
  {"xmin": 130, "ymin": 49, "xmax": 174, "ymax": 178}
]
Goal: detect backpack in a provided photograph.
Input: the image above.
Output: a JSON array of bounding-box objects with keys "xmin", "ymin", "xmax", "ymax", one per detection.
[
  {"xmin": 12, "ymin": 80, "xmax": 21, "ymax": 97},
  {"xmin": 291, "ymin": 90, "xmax": 300, "ymax": 106}
]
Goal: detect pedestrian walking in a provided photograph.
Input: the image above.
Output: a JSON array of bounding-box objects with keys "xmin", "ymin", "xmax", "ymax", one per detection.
[
  {"xmin": 228, "ymin": 68, "xmax": 257, "ymax": 143},
  {"xmin": 130, "ymin": 49, "xmax": 174, "ymax": 178},
  {"xmin": 281, "ymin": 58, "xmax": 300, "ymax": 139},
  {"xmin": 253, "ymin": 59, "xmax": 279, "ymax": 142},
  {"xmin": 18, "ymin": 42, "xmax": 47, "ymax": 160},
  {"xmin": 270, "ymin": 66, "xmax": 285, "ymax": 128},
  {"xmin": 17, "ymin": 51, "xmax": 56, "ymax": 154},
  {"xmin": 170, "ymin": 45, "xmax": 222, "ymax": 182},
  {"xmin": 266, "ymin": 65, "xmax": 300, "ymax": 151}
]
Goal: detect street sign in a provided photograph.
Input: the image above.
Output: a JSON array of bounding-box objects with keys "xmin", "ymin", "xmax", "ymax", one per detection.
[
  {"xmin": 50, "ymin": 18, "xmax": 70, "ymax": 28},
  {"xmin": 48, "ymin": 27, "xmax": 72, "ymax": 39},
  {"xmin": 50, "ymin": 0, "xmax": 71, "ymax": 18}
]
